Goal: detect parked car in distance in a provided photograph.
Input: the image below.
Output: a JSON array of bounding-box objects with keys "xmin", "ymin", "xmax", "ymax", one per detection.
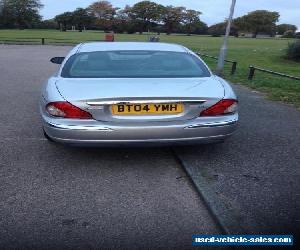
[{"xmin": 40, "ymin": 42, "xmax": 238, "ymax": 146}]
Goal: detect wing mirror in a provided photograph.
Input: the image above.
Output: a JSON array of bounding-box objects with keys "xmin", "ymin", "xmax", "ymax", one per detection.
[{"xmin": 50, "ymin": 57, "xmax": 65, "ymax": 64}]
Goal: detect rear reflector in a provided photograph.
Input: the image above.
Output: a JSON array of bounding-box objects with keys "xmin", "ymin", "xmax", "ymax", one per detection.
[
  {"xmin": 46, "ymin": 102, "xmax": 92, "ymax": 119},
  {"xmin": 200, "ymin": 99, "xmax": 238, "ymax": 116}
]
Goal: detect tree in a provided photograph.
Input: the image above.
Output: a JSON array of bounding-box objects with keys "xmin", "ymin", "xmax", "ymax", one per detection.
[
  {"xmin": 55, "ymin": 12, "xmax": 73, "ymax": 31},
  {"xmin": 182, "ymin": 9, "xmax": 202, "ymax": 35},
  {"xmin": 208, "ymin": 23, "xmax": 225, "ymax": 37},
  {"xmin": 276, "ymin": 24, "xmax": 297, "ymax": 35},
  {"xmin": 55, "ymin": 9, "xmax": 95, "ymax": 32},
  {"xmin": 34, "ymin": 19, "xmax": 57, "ymax": 29},
  {"xmin": 88, "ymin": 1, "xmax": 118, "ymax": 31},
  {"xmin": 161, "ymin": 6, "xmax": 185, "ymax": 35},
  {"xmin": 0, "ymin": 0, "xmax": 43, "ymax": 28},
  {"xmin": 112, "ymin": 5, "xmax": 139, "ymax": 34},
  {"xmin": 282, "ymin": 30, "xmax": 296, "ymax": 38},
  {"xmin": 286, "ymin": 40, "xmax": 300, "ymax": 61},
  {"xmin": 208, "ymin": 22, "xmax": 238, "ymax": 37},
  {"xmin": 234, "ymin": 10, "xmax": 279, "ymax": 38},
  {"xmin": 71, "ymin": 8, "xmax": 95, "ymax": 32},
  {"xmin": 182, "ymin": 20, "xmax": 208, "ymax": 35},
  {"xmin": 88, "ymin": 1, "xmax": 118, "ymax": 20},
  {"xmin": 128, "ymin": 1, "xmax": 164, "ymax": 34},
  {"xmin": 0, "ymin": 0, "xmax": 11, "ymax": 28}
]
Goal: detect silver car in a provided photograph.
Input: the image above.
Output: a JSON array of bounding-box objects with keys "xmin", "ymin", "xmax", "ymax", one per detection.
[{"xmin": 40, "ymin": 42, "xmax": 238, "ymax": 146}]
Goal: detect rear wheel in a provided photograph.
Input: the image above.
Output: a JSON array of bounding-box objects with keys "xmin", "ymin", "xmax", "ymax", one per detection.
[
  {"xmin": 213, "ymin": 139, "xmax": 225, "ymax": 144},
  {"xmin": 43, "ymin": 128, "xmax": 54, "ymax": 142}
]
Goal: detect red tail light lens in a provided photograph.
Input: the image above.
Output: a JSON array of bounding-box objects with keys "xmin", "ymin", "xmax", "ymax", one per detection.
[
  {"xmin": 200, "ymin": 99, "xmax": 238, "ymax": 116},
  {"xmin": 46, "ymin": 102, "xmax": 92, "ymax": 119}
]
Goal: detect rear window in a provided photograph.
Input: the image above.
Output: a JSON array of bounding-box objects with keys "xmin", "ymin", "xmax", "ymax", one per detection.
[{"xmin": 61, "ymin": 50, "xmax": 211, "ymax": 78}]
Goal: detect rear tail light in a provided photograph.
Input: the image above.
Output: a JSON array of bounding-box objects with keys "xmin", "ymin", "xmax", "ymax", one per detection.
[
  {"xmin": 46, "ymin": 102, "xmax": 92, "ymax": 119},
  {"xmin": 200, "ymin": 99, "xmax": 238, "ymax": 116}
]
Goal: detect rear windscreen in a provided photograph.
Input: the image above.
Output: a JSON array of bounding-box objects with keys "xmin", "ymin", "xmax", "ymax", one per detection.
[{"xmin": 61, "ymin": 50, "xmax": 211, "ymax": 78}]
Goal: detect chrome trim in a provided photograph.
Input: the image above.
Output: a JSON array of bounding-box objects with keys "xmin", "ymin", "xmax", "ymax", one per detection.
[
  {"xmin": 184, "ymin": 119, "xmax": 237, "ymax": 129},
  {"xmin": 87, "ymin": 99, "xmax": 206, "ymax": 106},
  {"xmin": 47, "ymin": 121, "xmax": 113, "ymax": 131},
  {"xmin": 47, "ymin": 119, "xmax": 237, "ymax": 131},
  {"xmin": 49, "ymin": 134, "xmax": 230, "ymax": 144}
]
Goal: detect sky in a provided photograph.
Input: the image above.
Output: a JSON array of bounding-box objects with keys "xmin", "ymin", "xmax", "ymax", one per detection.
[{"xmin": 40, "ymin": 0, "xmax": 300, "ymax": 30}]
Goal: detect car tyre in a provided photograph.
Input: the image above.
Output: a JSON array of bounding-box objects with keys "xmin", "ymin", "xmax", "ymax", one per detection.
[{"xmin": 43, "ymin": 128, "xmax": 54, "ymax": 142}]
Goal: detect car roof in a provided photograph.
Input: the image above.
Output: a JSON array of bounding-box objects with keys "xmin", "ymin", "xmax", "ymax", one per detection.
[{"xmin": 77, "ymin": 42, "xmax": 188, "ymax": 53}]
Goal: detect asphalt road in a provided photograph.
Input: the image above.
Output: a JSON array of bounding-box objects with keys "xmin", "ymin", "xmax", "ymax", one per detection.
[
  {"xmin": 0, "ymin": 45, "xmax": 221, "ymax": 249},
  {"xmin": 0, "ymin": 45, "xmax": 299, "ymax": 249},
  {"xmin": 176, "ymin": 84, "xmax": 300, "ymax": 236}
]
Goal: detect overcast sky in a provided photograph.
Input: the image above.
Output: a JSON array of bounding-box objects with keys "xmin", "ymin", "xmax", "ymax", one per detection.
[{"xmin": 40, "ymin": 0, "xmax": 300, "ymax": 30}]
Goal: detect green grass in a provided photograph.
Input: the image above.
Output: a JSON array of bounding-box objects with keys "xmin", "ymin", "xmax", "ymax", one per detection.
[{"xmin": 1, "ymin": 29, "xmax": 299, "ymax": 107}]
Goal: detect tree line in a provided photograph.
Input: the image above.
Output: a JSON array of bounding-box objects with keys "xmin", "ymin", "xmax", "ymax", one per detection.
[
  {"xmin": 0, "ymin": 0, "xmax": 298, "ymax": 38},
  {"xmin": 54, "ymin": 1, "xmax": 208, "ymax": 35},
  {"xmin": 0, "ymin": 0, "xmax": 43, "ymax": 29}
]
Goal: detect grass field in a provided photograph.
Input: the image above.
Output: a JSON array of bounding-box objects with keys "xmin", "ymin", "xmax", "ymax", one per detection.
[{"xmin": 1, "ymin": 29, "xmax": 299, "ymax": 107}]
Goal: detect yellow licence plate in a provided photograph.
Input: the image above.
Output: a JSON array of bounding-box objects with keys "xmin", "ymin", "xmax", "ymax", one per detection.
[{"xmin": 112, "ymin": 103, "xmax": 183, "ymax": 115}]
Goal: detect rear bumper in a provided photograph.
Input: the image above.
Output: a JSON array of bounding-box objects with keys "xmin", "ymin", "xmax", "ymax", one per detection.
[{"xmin": 42, "ymin": 113, "xmax": 238, "ymax": 146}]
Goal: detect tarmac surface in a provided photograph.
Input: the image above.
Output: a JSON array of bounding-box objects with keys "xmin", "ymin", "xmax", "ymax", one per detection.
[{"xmin": 0, "ymin": 45, "xmax": 299, "ymax": 249}]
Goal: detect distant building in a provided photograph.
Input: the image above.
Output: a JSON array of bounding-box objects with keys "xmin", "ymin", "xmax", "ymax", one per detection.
[
  {"xmin": 239, "ymin": 32, "xmax": 272, "ymax": 38},
  {"xmin": 256, "ymin": 33, "xmax": 272, "ymax": 38}
]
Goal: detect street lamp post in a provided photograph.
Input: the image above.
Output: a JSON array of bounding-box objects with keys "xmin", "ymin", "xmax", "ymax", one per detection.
[{"xmin": 216, "ymin": 0, "xmax": 237, "ymax": 76}]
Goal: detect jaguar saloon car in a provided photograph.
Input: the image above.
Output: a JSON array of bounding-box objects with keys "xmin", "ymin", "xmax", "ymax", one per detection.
[{"xmin": 40, "ymin": 42, "xmax": 238, "ymax": 146}]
